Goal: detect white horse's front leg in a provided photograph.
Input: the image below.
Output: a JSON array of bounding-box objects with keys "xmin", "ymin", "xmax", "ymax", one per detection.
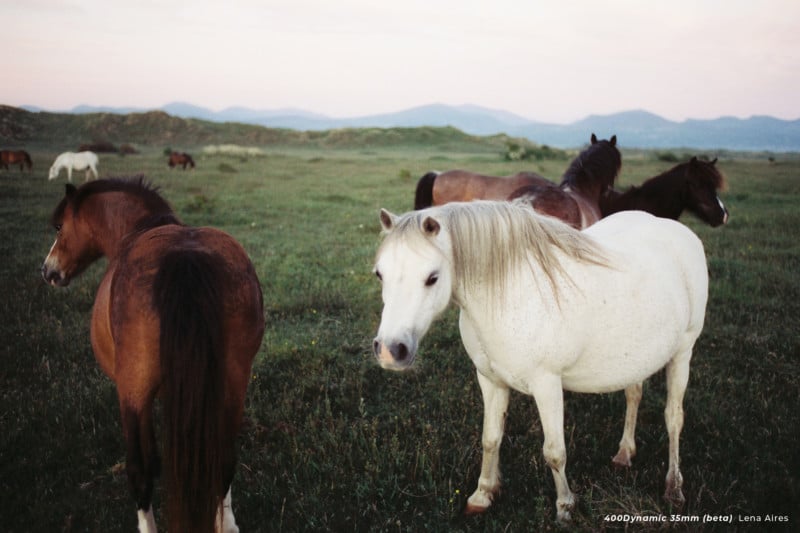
[
  {"xmin": 613, "ymin": 382, "xmax": 642, "ymax": 467},
  {"xmin": 465, "ymin": 371, "xmax": 509, "ymax": 514},
  {"xmin": 531, "ymin": 374, "xmax": 574, "ymax": 523},
  {"xmin": 664, "ymin": 352, "xmax": 691, "ymax": 506},
  {"xmin": 215, "ymin": 487, "xmax": 239, "ymax": 533}
]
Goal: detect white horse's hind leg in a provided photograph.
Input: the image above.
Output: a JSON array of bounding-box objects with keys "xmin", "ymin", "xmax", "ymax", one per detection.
[
  {"xmin": 664, "ymin": 352, "xmax": 691, "ymax": 506},
  {"xmin": 137, "ymin": 507, "xmax": 157, "ymax": 533},
  {"xmin": 216, "ymin": 487, "xmax": 239, "ymax": 533},
  {"xmin": 465, "ymin": 372, "xmax": 509, "ymax": 514},
  {"xmin": 67, "ymin": 167, "xmax": 72, "ymax": 183},
  {"xmin": 613, "ymin": 382, "xmax": 642, "ymax": 467},
  {"xmin": 532, "ymin": 374, "xmax": 575, "ymax": 523}
]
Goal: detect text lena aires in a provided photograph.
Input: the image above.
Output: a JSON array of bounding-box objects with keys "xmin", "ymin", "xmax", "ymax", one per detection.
[{"xmin": 739, "ymin": 515, "xmax": 789, "ymax": 523}]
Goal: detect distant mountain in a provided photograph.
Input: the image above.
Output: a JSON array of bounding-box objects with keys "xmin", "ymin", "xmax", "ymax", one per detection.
[{"xmin": 17, "ymin": 102, "xmax": 800, "ymax": 151}]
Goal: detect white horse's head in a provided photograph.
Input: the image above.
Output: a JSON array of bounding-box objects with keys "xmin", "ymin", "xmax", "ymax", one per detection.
[
  {"xmin": 372, "ymin": 208, "xmax": 453, "ymax": 371},
  {"xmin": 48, "ymin": 163, "xmax": 59, "ymax": 180}
]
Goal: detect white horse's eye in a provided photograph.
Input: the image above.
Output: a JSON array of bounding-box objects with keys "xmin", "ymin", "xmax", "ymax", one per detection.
[
  {"xmin": 375, "ymin": 270, "xmax": 383, "ymax": 282},
  {"xmin": 425, "ymin": 272, "xmax": 439, "ymax": 287}
]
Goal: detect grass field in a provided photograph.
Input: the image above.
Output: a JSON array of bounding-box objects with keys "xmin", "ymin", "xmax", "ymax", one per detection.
[{"xmin": 0, "ymin": 144, "xmax": 798, "ymax": 532}]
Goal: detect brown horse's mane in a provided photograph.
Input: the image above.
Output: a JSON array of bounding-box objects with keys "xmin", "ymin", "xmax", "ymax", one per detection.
[
  {"xmin": 51, "ymin": 176, "xmax": 181, "ymax": 229},
  {"xmin": 561, "ymin": 137, "xmax": 621, "ymax": 191}
]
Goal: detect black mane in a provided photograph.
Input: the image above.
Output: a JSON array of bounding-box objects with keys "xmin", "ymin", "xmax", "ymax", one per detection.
[{"xmin": 50, "ymin": 176, "xmax": 180, "ymax": 229}]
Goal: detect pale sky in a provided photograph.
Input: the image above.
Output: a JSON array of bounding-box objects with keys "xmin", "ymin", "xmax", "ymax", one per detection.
[{"xmin": 2, "ymin": 0, "xmax": 798, "ymax": 124}]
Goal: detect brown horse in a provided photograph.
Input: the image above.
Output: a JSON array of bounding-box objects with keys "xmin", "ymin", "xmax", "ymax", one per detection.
[
  {"xmin": 414, "ymin": 170, "xmax": 550, "ymax": 209},
  {"xmin": 600, "ymin": 157, "xmax": 729, "ymax": 227},
  {"xmin": 1, "ymin": 149, "xmax": 33, "ymax": 171},
  {"xmin": 41, "ymin": 177, "xmax": 264, "ymax": 533},
  {"xmin": 168, "ymin": 151, "xmax": 195, "ymax": 169},
  {"xmin": 508, "ymin": 134, "xmax": 622, "ymax": 228}
]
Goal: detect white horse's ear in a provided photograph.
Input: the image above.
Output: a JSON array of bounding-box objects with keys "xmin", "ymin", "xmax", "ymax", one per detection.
[
  {"xmin": 379, "ymin": 209, "xmax": 398, "ymax": 231},
  {"xmin": 422, "ymin": 216, "xmax": 440, "ymax": 236}
]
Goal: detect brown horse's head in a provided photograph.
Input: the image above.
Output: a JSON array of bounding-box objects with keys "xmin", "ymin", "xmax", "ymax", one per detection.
[
  {"xmin": 562, "ymin": 134, "xmax": 622, "ymax": 194},
  {"xmin": 41, "ymin": 177, "xmax": 178, "ymax": 286},
  {"xmin": 41, "ymin": 184, "xmax": 103, "ymax": 286},
  {"xmin": 684, "ymin": 157, "xmax": 728, "ymax": 226}
]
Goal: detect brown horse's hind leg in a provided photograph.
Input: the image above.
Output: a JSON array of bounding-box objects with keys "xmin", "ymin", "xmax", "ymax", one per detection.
[
  {"xmin": 215, "ymin": 392, "xmax": 248, "ymax": 533},
  {"xmin": 121, "ymin": 399, "xmax": 160, "ymax": 531}
]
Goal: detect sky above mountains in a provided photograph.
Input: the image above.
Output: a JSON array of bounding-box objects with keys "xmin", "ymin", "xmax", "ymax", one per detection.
[{"xmin": 2, "ymin": 0, "xmax": 798, "ymax": 124}]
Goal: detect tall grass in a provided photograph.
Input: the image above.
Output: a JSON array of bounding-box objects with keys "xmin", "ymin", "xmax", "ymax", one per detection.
[{"xmin": 0, "ymin": 147, "xmax": 797, "ymax": 531}]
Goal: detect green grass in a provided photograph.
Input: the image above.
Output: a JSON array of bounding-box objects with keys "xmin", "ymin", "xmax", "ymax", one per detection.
[{"xmin": 0, "ymin": 146, "xmax": 798, "ymax": 532}]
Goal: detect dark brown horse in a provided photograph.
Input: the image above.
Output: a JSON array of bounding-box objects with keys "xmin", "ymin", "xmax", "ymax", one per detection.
[
  {"xmin": 414, "ymin": 169, "xmax": 549, "ymax": 209},
  {"xmin": 1, "ymin": 149, "xmax": 33, "ymax": 171},
  {"xmin": 600, "ymin": 157, "xmax": 728, "ymax": 227},
  {"xmin": 508, "ymin": 134, "xmax": 622, "ymax": 228},
  {"xmin": 41, "ymin": 177, "xmax": 264, "ymax": 533},
  {"xmin": 168, "ymin": 151, "xmax": 195, "ymax": 170}
]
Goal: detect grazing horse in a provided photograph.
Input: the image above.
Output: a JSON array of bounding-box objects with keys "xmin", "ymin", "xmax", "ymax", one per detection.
[
  {"xmin": 168, "ymin": 151, "xmax": 196, "ymax": 170},
  {"xmin": 41, "ymin": 178, "xmax": 265, "ymax": 533},
  {"xmin": 372, "ymin": 201, "xmax": 708, "ymax": 522},
  {"xmin": 414, "ymin": 170, "xmax": 550, "ymax": 209},
  {"xmin": 601, "ymin": 157, "xmax": 729, "ymax": 227},
  {"xmin": 48, "ymin": 151, "xmax": 99, "ymax": 182},
  {"xmin": 508, "ymin": 134, "xmax": 622, "ymax": 228},
  {"xmin": 1, "ymin": 149, "xmax": 33, "ymax": 171}
]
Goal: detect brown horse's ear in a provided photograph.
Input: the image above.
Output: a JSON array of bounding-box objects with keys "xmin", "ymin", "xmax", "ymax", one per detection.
[
  {"xmin": 422, "ymin": 216, "xmax": 441, "ymax": 236},
  {"xmin": 379, "ymin": 208, "xmax": 398, "ymax": 231},
  {"xmin": 65, "ymin": 183, "xmax": 77, "ymax": 198},
  {"xmin": 690, "ymin": 156, "xmax": 698, "ymax": 164},
  {"xmin": 710, "ymin": 157, "xmax": 718, "ymax": 165},
  {"xmin": 610, "ymin": 135, "xmax": 617, "ymax": 146},
  {"xmin": 591, "ymin": 133, "xmax": 598, "ymax": 144}
]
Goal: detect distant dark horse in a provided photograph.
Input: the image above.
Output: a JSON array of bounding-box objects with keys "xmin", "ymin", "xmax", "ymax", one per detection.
[
  {"xmin": 168, "ymin": 151, "xmax": 195, "ymax": 170},
  {"xmin": 600, "ymin": 157, "xmax": 728, "ymax": 227},
  {"xmin": 1, "ymin": 149, "xmax": 33, "ymax": 171},
  {"xmin": 508, "ymin": 134, "xmax": 622, "ymax": 228}
]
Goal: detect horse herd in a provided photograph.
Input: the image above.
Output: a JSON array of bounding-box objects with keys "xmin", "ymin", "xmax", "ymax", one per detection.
[
  {"xmin": 36, "ymin": 134, "xmax": 728, "ymax": 531},
  {"xmin": 0, "ymin": 149, "xmax": 196, "ymax": 182}
]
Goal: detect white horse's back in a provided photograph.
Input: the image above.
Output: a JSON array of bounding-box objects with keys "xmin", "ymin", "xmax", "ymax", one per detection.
[{"xmin": 548, "ymin": 211, "xmax": 708, "ymax": 392}]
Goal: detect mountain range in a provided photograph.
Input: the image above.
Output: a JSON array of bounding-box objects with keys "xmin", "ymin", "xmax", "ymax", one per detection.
[{"xmin": 20, "ymin": 102, "xmax": 800, "ymax": 151}]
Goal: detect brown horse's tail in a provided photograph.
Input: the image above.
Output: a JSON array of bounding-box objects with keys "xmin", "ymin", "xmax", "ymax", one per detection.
[
  {"xmin": 414, "ymin": 171, "xmax": 438, "ymax": 209},
  {"xmin": 153, "ymin": 250, "xmax": 230, "ymax": 533}
]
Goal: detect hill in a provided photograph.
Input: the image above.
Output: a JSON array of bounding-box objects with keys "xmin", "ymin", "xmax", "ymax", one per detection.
[
  {"xmin": 8, "ymin": 103, "xmax": 800, "ymax": 151},
  {"xmin": 24, "ymin": 102, "xmax": 800, "ymax": 151},
  {"xmin": 0, "ymin": 105, "xmax": 537, "ymax": 153}
]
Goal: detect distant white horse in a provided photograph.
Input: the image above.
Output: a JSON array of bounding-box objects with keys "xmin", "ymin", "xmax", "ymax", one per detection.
[
  {"xmin": 48, "ymin": 151, "xmax": 99, "ymax": 182},
  {"xmin": 372, "ymin": 201, "xmax": 708, "ymax": 523}
]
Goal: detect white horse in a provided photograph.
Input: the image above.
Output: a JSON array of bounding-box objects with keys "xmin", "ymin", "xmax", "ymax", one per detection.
[
  {"xmin": 48, "ymin": 151, "xmax": 99, "ymax": 182},
  {"xmin": 372, "ymin": 201, "xmax": 708, "ymax": 522}
]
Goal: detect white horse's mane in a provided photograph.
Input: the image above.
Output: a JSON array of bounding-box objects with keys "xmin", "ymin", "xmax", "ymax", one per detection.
[{"xmin": 383, "ymin": 201, "xmax": 609, "ymax": 300}]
